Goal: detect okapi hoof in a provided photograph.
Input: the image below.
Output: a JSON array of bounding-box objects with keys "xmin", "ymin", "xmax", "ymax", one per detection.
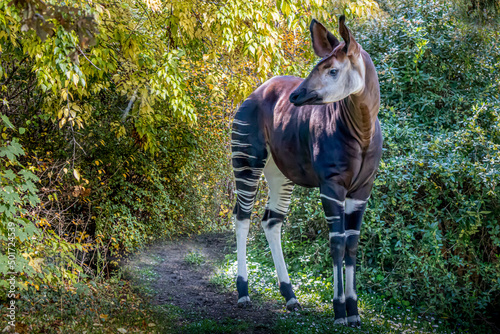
[
  {"xmin": 347, "ymin": 315, "xmax": 361, "ymax": 328},
  {"xmin": 285, "ymin": 298, "xmax": 302, "ymax": 311},
  {"xmin": 333, "ymin": 317, "xmax": 347, "ymax": 326},
  {"xmin": 237, "ymin": 296, "xmax": 251, "ymax": 308}
]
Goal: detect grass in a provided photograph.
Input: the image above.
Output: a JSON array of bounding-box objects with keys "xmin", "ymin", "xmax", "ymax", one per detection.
[
  {"xmin": 184, "ymin": 250, "xmax": 206, "ymax": 266},
  {"xmin": 0, "ymin": 276, "xmax": 178, "ymax": 333},
  {"xmin": 181, "ymin": 318, "xmax": 250, "ymax": 334},
  {"xmin": 210, "ymin": 231, "xmax": 489, "ymax": 334},
  {"xmin": 269, "ymin": 295, "xmax": 453, "ymax": 334}
]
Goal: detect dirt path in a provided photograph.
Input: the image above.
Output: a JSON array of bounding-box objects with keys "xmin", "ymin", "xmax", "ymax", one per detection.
[{"xmin": 123, "ymin": 233, "xmax": 280, "ymax": 333}]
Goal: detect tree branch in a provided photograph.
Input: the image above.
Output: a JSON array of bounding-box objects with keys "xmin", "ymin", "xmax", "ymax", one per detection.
[
  {"xmin": 121, "ymin": 89, "xmax": 138, "ymax": 122},
  {"xmin": 77, "ymin": 45, "xmax": 102, "ymax": 71}
]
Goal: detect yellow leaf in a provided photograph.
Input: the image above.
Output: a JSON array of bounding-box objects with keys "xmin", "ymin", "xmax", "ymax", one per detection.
[
  {"xmin": 61, "ymin": 89, "xmax": 68, "ymax": 101},
  {"xmin": 73, "ymin": 169, "xmax": 81, "ymax": 181}
]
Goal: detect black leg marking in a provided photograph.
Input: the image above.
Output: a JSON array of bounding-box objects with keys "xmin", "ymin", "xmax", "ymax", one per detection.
[
  {"xmin": 279, "ymin": 282, "xmax": 296, "ymax": 301},
  {"xmin": 236, "ymin": 275, "xmax": 249, "ymax": 299},
  {"xmin": 236, "ymin": 276, "xmax": 251, "ymax": 308},
  {"xmin": 280, "ymin": 282, "xmax": 301, "ymax": 311},
  {"xmin": 333, "ymin": 298, "xmax": 347, "ymax": 321},
  {"xmin": 262, "ymin": 209, "xmax": 285, "ymax": 229}
]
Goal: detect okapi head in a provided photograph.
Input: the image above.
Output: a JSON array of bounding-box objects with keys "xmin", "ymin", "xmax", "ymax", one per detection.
[{"xmin": 289, "ymin": 16, "xmax": 366, "ymax": 106}]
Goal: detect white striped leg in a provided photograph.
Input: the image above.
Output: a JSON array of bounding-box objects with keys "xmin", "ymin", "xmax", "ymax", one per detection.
[
  {"xmin": 231, "ymin": 117, "xmax": 267, "ymax": 308},
  {"xmin": 236, "ymin": 218, "xmax": 251, "ymax": 307},
  {"xmin": 321, "ymin": 185, "xmax": 347, "ymax": 324},
  {"xmin": 262, "ymin": 157, "xmax": 299, "ymax": 310},
  {"xmin": 344, "ymin": 198, "xmax": 367, "ymax": 327}
]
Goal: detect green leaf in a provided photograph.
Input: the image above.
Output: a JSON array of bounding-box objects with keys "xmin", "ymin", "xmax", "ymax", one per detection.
[{"xmin": 1, "ymin": 115, "xmax": 14, "ymax": 129}]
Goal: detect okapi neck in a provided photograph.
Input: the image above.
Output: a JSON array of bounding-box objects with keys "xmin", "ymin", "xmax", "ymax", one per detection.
[
  {"xmin": 343, "ymin": 56, "xmax": 380, "ymax": 149},
  {"xmin": 343, "ymin": 87, "xmax": 379, "ymax": 148}
]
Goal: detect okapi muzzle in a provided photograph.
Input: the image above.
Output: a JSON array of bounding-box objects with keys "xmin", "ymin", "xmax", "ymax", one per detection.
[
  {"xmin": 231, "ymin": 15, "xmax": 382, "ymax": 328},
  {"xmin": 289, "ymin": 87, "xmax": 321, "ymax": 106}
]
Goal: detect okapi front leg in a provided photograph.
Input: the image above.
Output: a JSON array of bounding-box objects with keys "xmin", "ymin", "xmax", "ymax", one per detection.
[
  {"xmin": 320, "ymin": 186, "xmax": 347, "ymax": 325},
  {"xmin": 344, "ymin": 198, "xmax": 367, "ymax": 327}
]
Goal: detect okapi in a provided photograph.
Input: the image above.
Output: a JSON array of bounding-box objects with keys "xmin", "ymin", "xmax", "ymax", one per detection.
[{"xmin": 231, "ymin": 16, "xmax": 382, "ymax": 327}]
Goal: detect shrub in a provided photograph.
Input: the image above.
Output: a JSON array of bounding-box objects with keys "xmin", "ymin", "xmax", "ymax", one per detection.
[{"xmin": 0, "ymin": 116, "xmax": 84, "ymax": 297}]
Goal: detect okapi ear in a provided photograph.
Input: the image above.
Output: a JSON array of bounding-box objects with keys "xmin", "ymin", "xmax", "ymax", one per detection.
[
  {"xmin": 310, "ymin": 19, "xmax": 340, "ymax": 58},
  {"xmin": 338, "ymin": 15, "xmax": 360, "ymax": 57}
]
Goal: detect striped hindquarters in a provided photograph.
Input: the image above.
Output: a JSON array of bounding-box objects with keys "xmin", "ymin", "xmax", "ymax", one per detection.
[{"xmin": 231, "ymin": 99, "xmax": 268, "ymax": 221}]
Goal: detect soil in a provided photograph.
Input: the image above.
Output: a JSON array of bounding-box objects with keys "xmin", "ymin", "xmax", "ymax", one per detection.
[{"xmin": 123, "ymin": 232, "xmax": 281, "ymax": 333}]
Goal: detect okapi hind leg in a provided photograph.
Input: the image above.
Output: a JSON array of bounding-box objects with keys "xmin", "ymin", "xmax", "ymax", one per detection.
[
  {"xmin": 233, "ymin": 160, "xmax": 266, "ymax": 308},
  {"xmin": 232, "ymin": 100, "xmax": 268, "ymax": 308},
  {"xmin": 235, "ymin": 218, "xmax": 251, "ymax": 307},
  {"xmin": 262, "ymin": 156, "xmax": 300, "ymax": 311}
]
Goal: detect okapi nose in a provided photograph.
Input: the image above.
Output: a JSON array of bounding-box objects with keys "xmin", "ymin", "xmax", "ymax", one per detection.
[
  {"xmin": 289, "ymin": 88, "xmax": 306, "ymax": 104},
  {"xmin": 289, "ymin": 88, "xmax": 318, "ymax": 106}
]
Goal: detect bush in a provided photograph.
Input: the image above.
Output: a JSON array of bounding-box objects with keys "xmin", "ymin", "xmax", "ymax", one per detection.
[{"xmin": 0, "ymin": 116, "xmax": 84, "ymax": 296}]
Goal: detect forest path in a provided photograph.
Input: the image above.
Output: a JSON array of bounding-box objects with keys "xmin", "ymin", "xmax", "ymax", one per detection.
[
  {"xmin": 120, "ymin": 232, "xmax": 463, "ymax": 334},
  {"xmin": 122, "ymin": 232, "xmax": 281, "ymax": 333}
]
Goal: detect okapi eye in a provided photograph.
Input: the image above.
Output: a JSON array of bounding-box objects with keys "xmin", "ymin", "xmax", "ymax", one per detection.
[{"xmin": 329, "ymin": 69, "xmax": 339, "ymax": 77}]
